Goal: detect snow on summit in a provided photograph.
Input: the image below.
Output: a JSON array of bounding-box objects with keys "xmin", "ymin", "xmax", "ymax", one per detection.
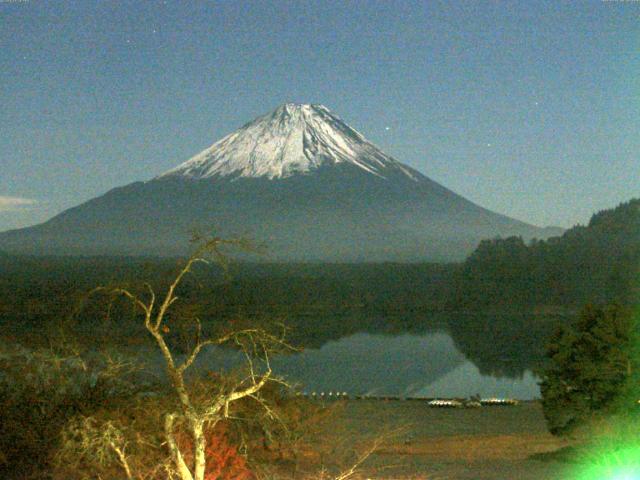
[{"xmin": 159, "ymin": 104, "xmax": 419, "ymax": 180}]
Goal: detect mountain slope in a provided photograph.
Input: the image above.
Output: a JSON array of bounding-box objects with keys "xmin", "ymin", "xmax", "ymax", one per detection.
[
  {"xmin": 159, "ymin": 103, "xmax": 420, "ymax": 181},
  {"xmin": 0, "ymin": 104, "xmax": 561, "ymax": 261}
]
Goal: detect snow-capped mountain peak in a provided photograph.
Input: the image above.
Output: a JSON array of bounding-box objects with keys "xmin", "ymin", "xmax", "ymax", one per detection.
[{"xmin": 159, "ymin": 103, "xmax": 419, "ymax": 181}]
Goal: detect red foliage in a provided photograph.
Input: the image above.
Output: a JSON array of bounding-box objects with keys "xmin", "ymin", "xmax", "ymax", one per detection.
[{"xmin": 175, "ymin": 423, "xmax": 254, "ymax": 480}]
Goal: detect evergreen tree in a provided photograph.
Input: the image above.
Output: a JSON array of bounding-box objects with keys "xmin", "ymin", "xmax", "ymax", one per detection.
[{"xmin": 539, "ymin": 304, "xmax": 635, "ymax": 435}]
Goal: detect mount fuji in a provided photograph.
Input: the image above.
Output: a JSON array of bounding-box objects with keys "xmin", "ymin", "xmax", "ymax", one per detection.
[{"xmin": 0, "ymin": 104, "xmax": 561, "ymax": 261}]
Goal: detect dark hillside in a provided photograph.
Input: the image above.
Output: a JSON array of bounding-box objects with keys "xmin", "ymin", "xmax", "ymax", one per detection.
[{"xmin": 449, "ymin": 199, "xmax": 640, "ymax": 310}]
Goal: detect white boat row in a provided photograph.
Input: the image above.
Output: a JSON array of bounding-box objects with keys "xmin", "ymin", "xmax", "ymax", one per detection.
[
  {"xmin": 479, "ymin": 397, "xmax": 520, "ymax": 406},
  {"xmin": 427, "ymin": 398, "xmax": 519, "ymax": 408},
  {"xmin": 296, "ymin": 392, "xmax": 520, "ymax": 406}
]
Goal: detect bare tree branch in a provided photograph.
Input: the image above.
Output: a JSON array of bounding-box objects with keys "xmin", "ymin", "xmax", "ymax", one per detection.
[
  {"xmin": 177, "ymin": 339, "xmax": 219, "ymax": 374},
  {"xmin": 77, "ymin": 235, "xmax": 291, "ymax": 480},
  {"xmin": 164, "ymin": 414, "xmax": 194, "ymax": 480},
  {"xmin": 333, "ymin": 435, "xmax": 385, "ymax": 480}
]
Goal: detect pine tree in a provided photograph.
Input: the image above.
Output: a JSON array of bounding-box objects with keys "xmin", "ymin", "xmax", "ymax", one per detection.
[{"xmin": 539, "ymin": 304, "xmax": 635, "ymax": 435}]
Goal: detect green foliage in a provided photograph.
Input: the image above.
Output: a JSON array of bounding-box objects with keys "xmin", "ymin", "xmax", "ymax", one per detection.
[{"xmin": 539, "ymin": 304, "xmax": 636, "ymax": 435}]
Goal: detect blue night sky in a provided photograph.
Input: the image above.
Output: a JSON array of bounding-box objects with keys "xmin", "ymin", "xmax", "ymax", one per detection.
[{"xmin": 1, "ymin": 0, "xmax": 638, "ymax": 232}]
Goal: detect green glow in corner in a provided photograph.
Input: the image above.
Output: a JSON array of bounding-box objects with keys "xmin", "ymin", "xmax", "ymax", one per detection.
[
  {"xmin": 568, "ymin": 238, "xmax": 640, "ymax": 480},
  {"xmin": 610, "ymin": 471, "xmax": 640, "ymax": 480},
  {"xmin": 571, "ymin": 443, "xmax": 640, "ymax": 480}
]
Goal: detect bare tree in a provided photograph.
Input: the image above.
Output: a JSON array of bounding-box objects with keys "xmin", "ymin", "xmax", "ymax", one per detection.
[
  {"xmin": 59, "ymin": 416, "xmax": 136, "ymax": 480},
  {"xmin": 86, "ymin": 237, "xmax": 291, "ymax": 480},
  {"xmin": 53, "ymin": 237, "xmax": 396, "ymax": 480}
]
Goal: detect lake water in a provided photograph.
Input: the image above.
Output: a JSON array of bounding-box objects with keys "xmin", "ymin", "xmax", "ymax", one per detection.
[
  {"xmin": 0, "ymin": 299, "xmax": 564, "ymax": 401},
  {"xmin": 197, "ymin": 330, "xmax": 542, "ymax": 400},
  {"xmin": 273, "ymin": 332, "xmax": 540, "ymax": 399}
]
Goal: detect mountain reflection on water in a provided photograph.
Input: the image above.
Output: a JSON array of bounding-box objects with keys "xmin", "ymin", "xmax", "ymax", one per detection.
[
  {"xmin": 196, "ymin": 312, "xmax": 568, "ymax": 400},
  {"xmin": 271, "ymin": 332, "xmax": 541, "ymax": 399}
]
